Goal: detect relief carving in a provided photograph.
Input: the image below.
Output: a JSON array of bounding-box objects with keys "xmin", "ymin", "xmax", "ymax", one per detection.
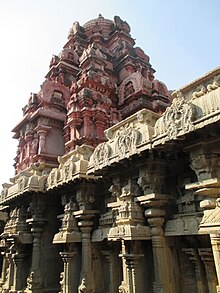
[
  {"xmin": 207, "ymin": 74, "xmax": 220, "ymax": 91},
  {"xmin": 120, "ymin": 179, "xmax": 141, "ymax": 199},
  {"xmin": 26, "ymin": 271, "xmax": 43, "ymax": 290},
  {"xmin": 118, "ymin": 71, "xmax": 143, "ymax": 105},
  {"xmin": 17, "ymin": 176, "xmax": 28, "ymax": 193},
  {"xmin": 62, "ymin": 159, "xmax": 75, "ymax": 182},
  {"xmin": 119, "ymin": 281, "xmax": 128, "ymax": 293},
  {"xmin": 115, "ymin": 123, "xmax": 140, "ymax": 158},
  {"xmin": 163, "ymin": 91, "xmax": 195, "ymax": 139},
  {"xmin": 192, "ymin": 85, "xmax": 207, "ymax": 99},
  {"xmin": 59, "ymin": 155, "xmax": 77, "ymax": 183},
  {"xmin": 92, "ymin": 142, "xmax": 110, "ymax": 169},
  {"xmin": 59, "ymin": 272, "xmax": 64, "ymax": 293},
  {"xmin": 114, "ymin": 16, "xmax": 131, "ymax": 34},
  {"xmin": 200, "ymin": 198, "xmax": 220, "ymax": 230},
  {"xmin": 47, "ymin": 168, "xmax": 60, "ymax": 188},
  {"xmin": 78, "ymin": 278, "xmax": 87, "ymax": 293}
]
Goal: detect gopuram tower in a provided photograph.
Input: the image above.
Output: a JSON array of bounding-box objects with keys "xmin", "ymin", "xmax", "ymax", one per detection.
[{"xmin": 13, "ymin": 14, "xmax": 170, "ymax": 176}]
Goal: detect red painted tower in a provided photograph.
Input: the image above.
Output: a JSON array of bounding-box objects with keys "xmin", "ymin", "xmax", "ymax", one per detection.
[{"xmin": 13, "ymin": 15, "xmax": 171, "ymax": 174}]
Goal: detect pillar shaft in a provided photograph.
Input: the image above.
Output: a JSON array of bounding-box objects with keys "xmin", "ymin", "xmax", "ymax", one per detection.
[
  {"xmin": 183, "ymin": 248, "xmax": 208, "ymax": 293},
  {"xmin": 147, "ymin": 216, "xmax": 174, "ymax": 293},
  {"xmin": 0, "ymin": 252, "xmax": 7, "ymax": 285},
  {"xmin": 102, "ymin": 249, "xmax": 119, "ymax": 293},
  {"xmin": 119, "ymin": 241, "xmax": 143, "ymax": 293},
  {"xmin": 26, "ymin": 219, "xmax": 45, "ymax": 293},
  {"xmin": 76, "ymin": 211, "xmax": 96, "ymax": 293},
  {"xmin": 60, "ymin": 252, "xmax": 76, "ymax": 293},
  {"xmin": 210, "ymin": 234, "xmax": 220, "ymax": 292},
  {"xmin": 151, "ymin": 235, "xmax": 171, "ymax": 293},
  {"xmin": 199, "ymin": 248, "xmax": 217, "ymax": 293},
  {"xmin": 11, "ymin": 253, "xmax": 26, "ymax": 291},
  {"xmin": 6, "ymin": 252, "xmax": 14, "ymax": 289}
]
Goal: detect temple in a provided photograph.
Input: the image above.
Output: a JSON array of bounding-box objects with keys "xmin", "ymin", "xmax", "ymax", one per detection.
[{"xmin": 0, "ymin": 14, "xmax": 220, "ymax": 293}]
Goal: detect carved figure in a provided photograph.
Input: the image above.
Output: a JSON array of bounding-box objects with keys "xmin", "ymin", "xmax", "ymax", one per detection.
[
  {"xmin": 78, "ymin": 278, "xmax": 87, "ymax": 292},
  {"xmin": 116, "ymin": 123, "xmax": 139, "ymax": 157},
  {"xmin": 109, "ymin": 183, "xmax": 121, "ymax": 200},
  {"xmin": 28, "ymin": 93, "xmax": 39, "ymax": 106},
  {"xmin": 114, "ymin": 16, "xmax": 130, "ymax": 33},
  {"xmin": 17, "ymin": 176, "xmax": 27, "ymax": 193},
  {"xmin": 27, "ymin": 271, "xmax": 34, "ymax": 289},
  {"xmin": 92, "ymin": 142, "xmax": 110, "ymax": 169},
  {"xmin": 49, "ymin": 54, "xmax": 59, "ymax": 67},
  {"xmin": 118, "ymin": 282, "xmax": 128, "ymax": 293},
  {"xmin": 114, "ymin": 16, "xmax": 123, "ymax": 30},
  {"xmin": 59, "ymin": 272, "xmax": 64, "ymax": 292},
  {"xmin": 192, "ymin": 85, "xmax": 207, "ymax": 99},
  {"xmin": 30, "ymin": 134, "xmax": 39, "ymax": 155},
  {"xmin": 163, "ymin": 91, "xmax": 194, "ymax": 139},
  {"xmin": 216, "ymin": 198, "xmax": 220, "ymax": 208},
  {"xmin": 207, "ymin": 74, "xmax": 220, "ymax": 91},
  {"xmin": 47, "ymin": 168, "xmax": 60, "ymax": 188},
  {"xmin": 72, "ymin": 21, "xmax": 80, "ymax": 34}
]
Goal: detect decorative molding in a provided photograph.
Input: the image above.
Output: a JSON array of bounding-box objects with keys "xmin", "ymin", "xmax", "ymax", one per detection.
[
  {"xmin": 154, "ymin": 90, "xmax": 195, "ymax": 143},
  {"xmin": 47, "ymin": 145, "xmax": 95, "ymax": 190},
  {"xmin": 153, "ymin": 68, "xmax": 220, "ymax": 146},
  {"xmin": 0, "ymin": 163, "xmax": 47, "ymax": 204},
  {"xmin": 165, "ymin": 215, "xmax": 202, "ymax": 236},
  {"xmin": 115, "ymin": 122, "xmax": 140, "ymax": 158},
  {"xmin": 53, "ymin": 198, "xmax": 81, "ymax": 244},
  {"xmin": 88, "ymin": 108, "xmax": 159, "ymax": 172},
  {"xmin": 106, "ymin": 179, "xmax": 151, "ymax": 241},
  {"xmin": 199, "ymin": 198, "xmax": 220, "ymax": 234}
]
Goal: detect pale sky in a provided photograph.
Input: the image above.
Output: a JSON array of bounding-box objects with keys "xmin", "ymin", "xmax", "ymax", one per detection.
[{"xmin": 0, "ymin": 0, "xmax": 219, "ymax": 185}]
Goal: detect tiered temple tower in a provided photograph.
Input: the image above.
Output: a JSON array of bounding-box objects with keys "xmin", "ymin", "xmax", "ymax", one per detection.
[{"xmin": 13, "ymin": 14, "xmax": 170, "ymax": 175}]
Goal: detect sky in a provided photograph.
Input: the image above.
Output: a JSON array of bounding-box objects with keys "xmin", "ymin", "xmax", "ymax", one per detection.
[{"xmin": 0, "ymin": 0, "xmax": 219, "ymax": 185}]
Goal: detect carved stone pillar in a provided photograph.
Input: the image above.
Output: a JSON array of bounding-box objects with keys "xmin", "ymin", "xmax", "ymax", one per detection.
[
  {"xmin": 82, "ymin": 110, "xmax": 92, "ymax": 138},
  {"xmin": 119, "ymin": 240, "xmax": 143, "ymax": 293},
  {"xmin": 0, "ymin": 252, "xmax": 8, "ymax": 286},
  {"xmin": 3, "ymin": 251, "xmax": 14, "ymax": 291},
  {"xmin": 183, "ymin": 248, "xmax": 208, "ymax": 293},
  {"xmin": 94, "ymin": 112, "xmax": 106, "ymax": 139},
  {"xmin": 101, "ymin": 250, "xmax": 111, "ymax": 292},
  {"xmin": 137, "ymin": 193, "xmax": 173, "ymax": 293},
  {"xmin": 199, "ymin": 248, "xmax": 217, "ymax": 293},
  {"xmin": 148, "ymin": 216, "xmax": 171, "ymax": 293},
  {"xmin": 101, "ymin": 249, "xmax": 119, "ymax": 293},
  {"xmin": 185, "ymin": 178, "xmax": 220, "ymax": 213},
  {"xmin": 35, "ymin": 122, "xmax": 51, "ymax": 155},
  {"xmin": 37, "ymin": 130, "xmax": 47, "ymax": 154},
  {"xmin": 26, "ymin": 219, "xmax": 46, "ymax": 293},
  {"xmin": 210, "ymin": 234, "xmax": 220, "ymax": 292},
  {"xmin": 11, "ymin": 252, "xmax": 26, "ymax": 291},
  {"xmin": 75, "ymin": 210, "xmax": 97, "ymax": 292},
  {"xmin": 120, "ymin": 240, "xmax": 129, "ymax": 292},
  {"xmin": 60, "ymin": 251, "xmax": 77, "ymax": 293}
]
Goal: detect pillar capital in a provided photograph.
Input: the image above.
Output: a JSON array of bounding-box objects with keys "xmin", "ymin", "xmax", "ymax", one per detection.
[{"xmin": 60, "ymin": 251, "xmax": 76, "ymax": 263}]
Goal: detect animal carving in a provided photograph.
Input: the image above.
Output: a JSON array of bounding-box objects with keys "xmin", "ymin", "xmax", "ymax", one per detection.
[
  {"xmin": 207, "ymin": 75, "xmax": 220, "ymax": 92},
  {"xmin": 192, "ymin": 85, "xmax": 207, "ymax": 99}
]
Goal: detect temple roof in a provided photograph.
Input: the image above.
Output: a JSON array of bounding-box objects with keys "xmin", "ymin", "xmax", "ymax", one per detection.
[
  {"xmin": 82, "ymin": 14, "xmax": 131, "ymax": 38},
  {"xmin": 83, "ymin": 14, "xmax": 113, "ymax": 30},
  {"xmin": 83, "ymin": 14, "xmax": 114, "ymax": 38}
]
